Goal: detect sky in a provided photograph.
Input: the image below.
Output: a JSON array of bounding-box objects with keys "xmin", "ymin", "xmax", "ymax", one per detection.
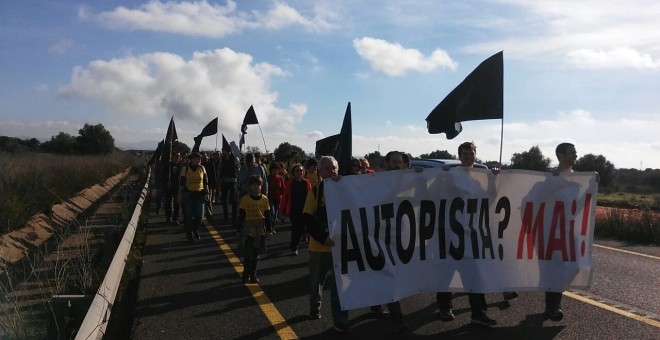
[{"xmin": 1, "ymin": 0, "xmax": 659, "ymax": 169}]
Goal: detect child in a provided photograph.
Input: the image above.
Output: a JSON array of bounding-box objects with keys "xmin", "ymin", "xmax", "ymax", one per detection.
[{"xmin": 238, "ymin": 175, "xmax": 272, "ymax": 284}]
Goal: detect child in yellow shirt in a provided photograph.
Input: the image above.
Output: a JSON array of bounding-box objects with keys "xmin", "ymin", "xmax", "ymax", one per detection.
[{"xmin": 238, "ymin": 175, "xmax": 271, "ymax": 283}]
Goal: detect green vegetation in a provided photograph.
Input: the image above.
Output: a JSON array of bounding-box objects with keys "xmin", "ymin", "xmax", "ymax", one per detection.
[
  {"xmin": 598, "ymin": 192, "xmax": 660, "ymax": 211},
  {"xmin": 1, "ymin": 123, "xmax": 115, "ymax": 155},
  {"xmin": 596, "ymin": 208, "xmax": 660, "ymax": 245},
  {"xmin": 0, "ymin": 152, "xmax": 142, "ymax": 233},
  {"xmin": 105, "ymin": 213, "xmax": 149, "ymax": 339}
]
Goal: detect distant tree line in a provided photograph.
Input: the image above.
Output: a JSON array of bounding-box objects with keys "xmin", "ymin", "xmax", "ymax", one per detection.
[
  {"xmin": 264, "ymin": 142, "xmax": 658, "ymax": 192},
  {"xmin": 0, "ymin": 123, "xmax": 115, "ymax": 155},
  {"xmin": 6, "ymin": 129, "xmax": 658, "ymax": 193}
]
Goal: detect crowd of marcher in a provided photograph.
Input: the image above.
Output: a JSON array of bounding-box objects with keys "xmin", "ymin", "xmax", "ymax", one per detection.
[{"xmin": 152, "ymin": 141, "xmax": 578, "ymax": 334}]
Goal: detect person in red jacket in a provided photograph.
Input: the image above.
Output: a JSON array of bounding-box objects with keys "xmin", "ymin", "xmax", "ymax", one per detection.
[
  {"xmin": 359, "ymin": 158, "xmax": 376, "ymax": 173},
  {"xmin": 279, "ymin": 163, "xmax": 312, "ymax": 256},
  {"xmin": 267, "ymin": 162, "xmax": 285, "ymax": 234}
]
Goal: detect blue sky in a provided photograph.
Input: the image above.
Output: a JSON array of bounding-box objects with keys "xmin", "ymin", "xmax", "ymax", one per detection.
[{"xmin": 1, "ymin": 0, "xmax": 659, "ymax": 169}]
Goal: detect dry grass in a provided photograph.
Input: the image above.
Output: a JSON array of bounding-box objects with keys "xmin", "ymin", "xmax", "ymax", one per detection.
[
  {"xmin": 0, "ymin": 151, "xmax": 146, "ymax": 338},
  {"xmin": 0, "ymin": 219, "xmax": 102, "ymax": 338},
  {"xmin": 0, "ymin": 152, "xmax": 138, "ymax": 234},
  {"xmin": 596, "ymin": 207, "xmax": 660, "ymax": 244}
]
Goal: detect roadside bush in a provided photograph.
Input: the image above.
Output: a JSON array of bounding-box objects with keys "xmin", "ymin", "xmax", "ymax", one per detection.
[
  {"xmin": 596, "ymin": 208, "xmax": 660, "ymax": 244},
  {"xmin": 0, "ymin": 152, "xmax": 140, "ymax": 233}
]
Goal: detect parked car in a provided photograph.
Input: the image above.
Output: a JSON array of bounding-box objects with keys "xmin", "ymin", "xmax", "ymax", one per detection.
[{"xmin": 409, "ymin": 159, "xmax": 488, "ymax": 169}]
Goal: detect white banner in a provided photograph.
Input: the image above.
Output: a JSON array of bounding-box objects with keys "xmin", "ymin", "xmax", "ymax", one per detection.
[{"xmin": 324, "ymin": 167, "xmax": 598, "ymax": 310}]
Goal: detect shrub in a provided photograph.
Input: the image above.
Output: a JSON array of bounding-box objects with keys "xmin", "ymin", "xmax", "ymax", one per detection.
[
  {"xmin": 596, "ymin": 208, "xmax": 660, "ymax": 244},
  {"xmin": 0, "ymin": 152, "xmax": 141, "ymax": 233}
]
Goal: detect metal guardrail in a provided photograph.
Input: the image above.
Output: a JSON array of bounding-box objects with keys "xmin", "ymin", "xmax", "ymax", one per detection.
[{"xmin": 75, "ymin": 168, "xmax": 151, "ymax": 340}]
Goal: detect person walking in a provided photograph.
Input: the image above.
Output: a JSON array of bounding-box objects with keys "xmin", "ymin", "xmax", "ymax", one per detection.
[
  {"xmin": 237, "ymin": 175, "xmax": 272, "ymax": 284},
  {"xmin": 177, "ymin": 152, "xmax": 210, "ymax": 242},
  {"xmin": 219, "ymin": 146, "xmax": 240, "ymax": 226},
  {"xmin": 436, "ymin": 142, "xmax": 497, "ymax": 326},
  {"xmin": 267, "ymin": 162, "xmax": 285, "ymax": 233},
  {"xmin": 303, "ymin": 156, "xmax": 350, "ymax": 333},
  {"xmin": 279, "ymin": 163, "xmax": 312, "ymax": 256},
  {"xmin": 238, "ymin": 153, "xmax": 269, "ymax": 200},
  {"xmin": 544, "ymin": 142, "xmax": 578, "ymax": 321}
]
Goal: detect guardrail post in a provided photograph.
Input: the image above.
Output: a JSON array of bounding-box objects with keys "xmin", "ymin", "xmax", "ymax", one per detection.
[{"xmin": 48, "ymin": 295, "xmax": 94, "ymax": 340}]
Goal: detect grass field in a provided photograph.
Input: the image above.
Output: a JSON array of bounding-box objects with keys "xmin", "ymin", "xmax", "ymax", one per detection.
[
  {"xmin": 598, "ymin": 192, "xmax": 660, "ymax": 210},
  {"xmin": 0, "ymin": 151, "xmax": 146, "ymax": 233}
]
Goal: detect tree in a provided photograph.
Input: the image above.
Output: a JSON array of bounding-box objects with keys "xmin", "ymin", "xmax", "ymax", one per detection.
[
  {"xmin": 510, "ymin": 146, "xmax": 551, "ymax": 171},
  {"xmin": 76, "ymin": 123, "xmax": 115, "ymax": 155},
  {"xmin": 26, "ymin": 138, "xmax": 40, "ymax": 149},
  {"xmin": 174, "ymin": 141, "xmax": 190, "ymax": 154},
  {"xmin": 245, "ymin": 146, "xmax": 261, "ymax": 155},
  {"xmin": 273, "ymin": 142, "xmax": 305, "ymax": 162},
  {"xmin": 483, "ymin": 161, "xmax": 501, "ymax": 169},
  {"xmin": 419, "ymin": 150, "xmax": 456, "ymax": 160},
  {"xmin": 575, "ymin": 154, "xmax": 616, "ymax": 187},
  {"xmin": 41, "ymin": 132, "xmax": 78, "ymax": 154},
  {"xmin": 0, "ymin": 136, "xmax": 41, "ymax": 153},
  {"xmin": 0, "ymin": 136, "xmax": 21, "ymax": 153},
  {"xmin": 646, "ymin": 169, "xmax": 660, "ymax": 190},
  {"xmin": 364, "ymin": 151, "xmax": 384, "ymax": 171}
]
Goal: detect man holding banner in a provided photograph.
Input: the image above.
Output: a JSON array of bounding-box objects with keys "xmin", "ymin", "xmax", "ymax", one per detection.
[
  {"xmin": 436, "ymin": 142, "xmax": 497, "ymax": 326},
  {"xmin": 322, "ymin": 141, "xmax": 597, "ymax": 329},
  {"xmin": 372, "ymin": 150, "xmax": 410, "ymax": 332},
  {"xmin": 544, "ymin": 142, "xmax": 579, "ymax": 321},
  {"xmin": 302, "ymin": 156, "xmax": 350, "ymax": 333}
]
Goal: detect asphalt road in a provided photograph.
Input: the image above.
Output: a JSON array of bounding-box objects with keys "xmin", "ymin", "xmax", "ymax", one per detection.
[{"xmin": 131, "ymin": 204, "xmax": 659, "ymax": 340}]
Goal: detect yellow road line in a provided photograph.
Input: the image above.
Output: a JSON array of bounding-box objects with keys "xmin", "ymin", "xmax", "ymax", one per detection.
[
  {"xmin": 594, "ymin": 244, "xmax": 660, "ymax": 260},
  {"xmin": 564, "ymin": 291, "xmax": 660, "ymax": 328},
  {"xmin": 205, "ymin": 223, "xmax": 298, "ymax": 340}
]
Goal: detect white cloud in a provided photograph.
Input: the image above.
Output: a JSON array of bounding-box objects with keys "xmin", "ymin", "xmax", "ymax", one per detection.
[
  {"xmin": 93, "ymin": 0, "xmax": 335, "ymax": 37},
  {"xmin": 77, "ymin": 4, "xmax": 92, "ymax": 20},
  {"xmin": 353, "ymin": 37, "xmax": 458, "ymax": 76},
  {"xmin": 257, "ymin": 1, "xmax": 336, "ymax": 31},
  {"xmin": 34, "ymin": 83, "xmax": 50, "ymax": 92},
  {"xmin": 461, "ymin": 0, "xmax": 660, "ymax": 68},
  {"xmin": 566, "ymin": 47, "xmax": 660, "ymax": 69},
  {"xmin": 0, "ymin": 120, "xmax": 81, "ymax": 139},
  {"xmin": 307, "ymin": 130, "xmax": 324, "ymax": 139},
  {"xmin": 49, "ymin": 39, "xmax": 74, "ymax": 55},
  {"xmin": 59, "ymin": 48, "xmax": 305, "ymax": 136},
  {"xmin": 342, "ymin": 109, "xmax": 660, "ymax": 169},
  {"xmin": 557, "ymin": 109, "xmax": 594, "ymax": 123},
  {"xmin": 403, "ymin": 124, "xmax": 425, "ymax": 132}
]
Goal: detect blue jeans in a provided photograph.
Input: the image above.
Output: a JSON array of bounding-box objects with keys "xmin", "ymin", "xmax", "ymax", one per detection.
[
  {"xmin": 183, "ymin": 191, "xmax": 205, "ymax": 235},
  {"xmin": 309, "ymin": 251, "xmax": 348, "ymax": 327}
]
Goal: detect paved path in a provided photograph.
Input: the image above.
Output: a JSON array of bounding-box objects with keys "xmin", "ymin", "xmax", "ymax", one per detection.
[{"xmin": 132, "ymin": 203, "xmax": 660, "ymax": 339}]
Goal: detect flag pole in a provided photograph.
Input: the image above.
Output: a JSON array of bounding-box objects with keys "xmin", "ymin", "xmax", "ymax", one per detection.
[
  {"xmin": 498, "ymin": 118, "xmax": 504, "ymax": 165},
  {"xmin": 257, "ymin": 123, "xmax": 269, "ymax": 154}
]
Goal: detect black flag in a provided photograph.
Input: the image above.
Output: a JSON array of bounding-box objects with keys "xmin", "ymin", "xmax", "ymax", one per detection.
[
  {"xmin": 147, "ymin": 139, "xmax": 164, "ymax": 166},
  {"xmin": 222, "ymin": 134, "xmax": 231, "ymax": 151},
  {"xmin": 162, "ymin": 117, "xmax": 178, "ymax": 181},
  {"xmin": 315, "ymin": 134, "xmax": 339, "ymax": 156},
  {"xmin": 240, "ymin": 105, "xmax": 259, "ymax": 150},
  {"xmin": 163, "ymin": 117, "xmax": 178, "ymax": 163},
  {"xmin": 314, "ymin": 102, "xmax": 352, "ymax": 176},
  {"xmin": 335, "ymin": 102, "xmax": 352, "ymax": 176},
  {"xmin": 239, "ymin": 132, "xmax": 245, "ymax": 151},
  {"xmin": 192, "ymin": 117, "xmax": 218, "ymax": 153},
  {"xmin": 241, "ymin": 105, "xmax": 258, "ymax": 134},
  {"xmin": 199, "ymin": 117, "xmax": 218, "ymax": 137},
  {"xmin": 426, "ymin": 51, "xmax": 503, "ymax": 139}
]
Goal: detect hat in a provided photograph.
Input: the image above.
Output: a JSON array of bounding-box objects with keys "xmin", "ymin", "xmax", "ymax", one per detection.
[{"xmin": 188, "ymin": 152, "xmax": 202, "ymax": 159}]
